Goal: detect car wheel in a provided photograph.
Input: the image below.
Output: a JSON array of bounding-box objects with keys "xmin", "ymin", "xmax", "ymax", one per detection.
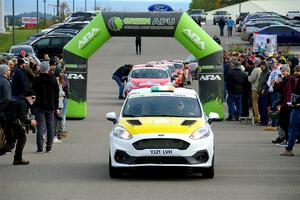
[
  {"xmin": 109, "ymin": 155, "xmax": 123, "ymax": 178},
  {"xmin": 201, "ymin": 156, "xmax": 214, "ymax": 179}
]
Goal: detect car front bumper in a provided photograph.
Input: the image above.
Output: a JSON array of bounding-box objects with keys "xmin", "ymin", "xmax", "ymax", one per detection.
[{"xmin": 109, "ymin": 133, "xmax": 214, "ymax": 168}]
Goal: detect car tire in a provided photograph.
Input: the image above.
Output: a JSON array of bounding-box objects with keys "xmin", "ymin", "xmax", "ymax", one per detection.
[
  {"xmin": 201, "ymin": 156, "xmax": 214, "ymax": 179},
  {"xmin": 109, "ymin": 155, "xmax": 123, "ymax": 178}
]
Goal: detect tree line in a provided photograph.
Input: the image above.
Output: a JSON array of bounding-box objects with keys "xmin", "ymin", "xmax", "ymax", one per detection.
[{"xmin": 189, "ymin": 0, "xmax": 249, "ymax": 12}]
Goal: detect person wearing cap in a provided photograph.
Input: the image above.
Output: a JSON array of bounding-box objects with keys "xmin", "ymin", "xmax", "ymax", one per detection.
[
  {"xmin": 248, "ymin": 59, "xmax": 262, "ymax": 124},
  {"xmin": 0, "ymin": 89, "xmax": 37, "ymax": 165},
  {"xmin": 257, "ymin": 60, "xmax": 270, "ymax": 126},
  {"xmin": 273, "ymin": 64, "xmax": 294, "ymax": 147},
  {"xmin": 0, "ymin": 64, "xmax": 12, "ymax": 102},
  {"xmin": 32, "ymin": 61, "xmax": 59, "ymax": 153},
  {"xmin": 11, "ymin": 58, "xmax": 28, "ymax": 99}
]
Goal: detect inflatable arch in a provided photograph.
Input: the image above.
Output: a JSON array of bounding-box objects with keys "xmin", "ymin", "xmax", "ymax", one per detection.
[{"xmin": 63, "ymin": 12, "xmax": 224, "ymax": 119}]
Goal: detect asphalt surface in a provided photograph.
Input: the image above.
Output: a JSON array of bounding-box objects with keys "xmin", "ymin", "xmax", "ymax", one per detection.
[{"xmin": 1, "ymin": 22, "xmax": 300, "ymax": 200}]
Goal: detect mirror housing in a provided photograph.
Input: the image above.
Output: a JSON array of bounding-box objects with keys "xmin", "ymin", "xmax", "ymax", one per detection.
[
  {"xmin": 106, "ymin": 112, "xmax": 117, "ymax": 124},
  {"xmin": 208, "ymin": 112, "xmax": 220, "ymax": 124}
]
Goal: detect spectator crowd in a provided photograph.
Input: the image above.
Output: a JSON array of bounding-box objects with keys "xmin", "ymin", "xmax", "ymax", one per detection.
[
  {"xmin": 224, "ymin": 48, "xmax": 300, "ymax": 156},
  {"xmin": 0, "ymin": 52, "xmax": 70, "ymax": 165}
]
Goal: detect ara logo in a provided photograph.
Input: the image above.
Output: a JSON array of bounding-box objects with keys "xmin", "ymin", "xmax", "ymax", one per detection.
[
  {"xmin": 67, "ymin": 73, "xmax": 85, "ymax": 80},
  {"xmin": 78, "ymin": 28, "xmax": 100, "ymax": 49},
  {"xmin": 199, "ymin": 74, "xmax": 222, "ymax": 81},
  {"xmin": 182, "ymin": 29, "xmax": 205, "ymax": 50},
  {"xmin": 108, "ymin": 17, "xmax": 123, "ymax": 31}
]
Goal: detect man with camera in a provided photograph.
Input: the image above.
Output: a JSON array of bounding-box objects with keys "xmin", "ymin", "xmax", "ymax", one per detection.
[{"xmin": 0, "ymin": 89, "xmax": 37, "ymax": 165}]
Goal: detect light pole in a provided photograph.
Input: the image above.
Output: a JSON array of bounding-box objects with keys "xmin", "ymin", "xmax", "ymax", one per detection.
[
  {"xmin": 85, "ymin": 0, "xmax": 87, "ymax": 12},
  {"xmin": 0, "ymin": 0, "xmax": 5, "ymax": 33},
  {"xmin": 43, "ymin": 0, "xmax": 46, "ymax": 24},
  {"xmin": 73, "ymin": 0, "xmax": 75, "ymax": 13},
  {"xmin": 37, "ymin": 0, "xmax": 39, "ymax": 32},
  {"xmin": 57, "ymin": 0, "xmax": 60, "ymax": 20},
  {"xmin": 12, "ymin": 0, "xmax": 15, "ymax": 45},
  {"xmin": 94, "ymin": 0, "xmax": 96, "ymax": 11}
]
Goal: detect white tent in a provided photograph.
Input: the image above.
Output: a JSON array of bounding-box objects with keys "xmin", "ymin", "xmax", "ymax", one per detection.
[{"xmin": 206, "ymin": 0, "xmax": 300, "ymax": 20}]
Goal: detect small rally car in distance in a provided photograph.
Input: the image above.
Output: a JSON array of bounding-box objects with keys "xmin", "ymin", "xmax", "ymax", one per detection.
[
  {"xmin": 106, "ymin": 86, "xmax": 219, "ymax": 178},
  {"xmin": 124, "ymin": 64, "xmax": 173, "ymax": 96}
]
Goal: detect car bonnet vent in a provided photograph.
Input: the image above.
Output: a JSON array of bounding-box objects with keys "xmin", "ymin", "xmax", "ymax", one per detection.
[
  {"xmin": 127, "ymin": 120, "xmax": 142, "ymax": 125},
  {"xmin": 181, "ymin": 120, "xmax": 197, "ymax": 126}
]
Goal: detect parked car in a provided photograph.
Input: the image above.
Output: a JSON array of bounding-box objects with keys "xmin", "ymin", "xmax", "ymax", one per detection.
[
  {"xmin": 106, "ymin": 86, "xmax": 219, "ymax": 178},
  {"xmin": 254, "ymin": 25, "xmax": 300, "ymax": 45},
  {"xmin": 64, "ymin": 11, "xmax": 97, "ymax": 23},
  {"xmin": 287, "ymin": 11, "xmax": 300, "ymax": 20},
  {"xmin": 30, "ymin": 33, "xmax": 73, "ymax": 59},
  {"xmin": 241, "ymin": 21, "xmax": 283, "ymax": 42},
  {"xmin": 189, "ymin": 9, "xmax": 207, "ymax": 25},
  {"xmin": 9, "ymin": 45, "xmax": 36, "ymax": 57},
  {"xmin": 235, "ymin": 12, "xmax": 249, "ymax": 32},
  {"xmin": 213, "ymin": 10, "xmax": 230, "ymax": 25},
  {"xmin": 28, "ymin": 21, "xmax": 88, "ymax": 43}
]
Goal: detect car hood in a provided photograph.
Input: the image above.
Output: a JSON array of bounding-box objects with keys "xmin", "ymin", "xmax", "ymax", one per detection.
[
  {"xmin": 130, "ymin": 78, "xmax": 170, "ymax": 88},
  {"xmin": 119, "ymin": 117, "xmax": 205, "ymax": 135}
]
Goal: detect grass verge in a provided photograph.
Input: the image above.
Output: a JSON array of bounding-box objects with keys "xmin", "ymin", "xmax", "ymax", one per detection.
[{"xmin": 0, "ymin": 30, "xmax": 37, "ymax": 53}]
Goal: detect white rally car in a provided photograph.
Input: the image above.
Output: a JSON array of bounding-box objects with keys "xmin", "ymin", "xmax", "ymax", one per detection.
[{"xmin": 106, "ymin": 86, "xmax": 219, "ymax": 178}]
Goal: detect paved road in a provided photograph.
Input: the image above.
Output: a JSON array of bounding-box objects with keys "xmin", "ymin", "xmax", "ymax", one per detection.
[{"xmin": 1, "ymin": 25, "xmax": 300, "ymax": 200}]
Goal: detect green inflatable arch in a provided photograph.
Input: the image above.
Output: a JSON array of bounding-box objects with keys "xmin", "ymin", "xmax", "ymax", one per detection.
[{"xmin": 63, "ymin": 12, "xmax": 224, "ymax": 119}]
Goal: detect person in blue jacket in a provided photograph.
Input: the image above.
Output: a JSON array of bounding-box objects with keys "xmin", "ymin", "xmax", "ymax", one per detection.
[{"xmin": 112, "ymin": 64, "xmax": 133, "ymax": 99}]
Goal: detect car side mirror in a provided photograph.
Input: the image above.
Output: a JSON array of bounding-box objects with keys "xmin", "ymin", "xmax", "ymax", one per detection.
[
  {"xmin": 106, "ymin": 112, "xmax": 117, "ymax": 124},
  {"xmin": 208, "ymin": 112, "xmax": 220, "ymax": 124}
]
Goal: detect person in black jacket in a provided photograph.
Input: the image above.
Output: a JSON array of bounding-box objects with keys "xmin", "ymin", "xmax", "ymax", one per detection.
[
  {"xmin": 32, "ymin": 61, "xmax": 59, "ymax": 153},
  {"xmin": 135, "ymin": 35, "xmax": 142, "ymax": 55},
  {"xmin": 226, "ymin": 61, "xmax": 248, "ymax": 121},
  {"xmin": 112, "ymin": 64, "xmax": 133, "ymax": 99},
  {"xmin": 0, "ymin": 89, "xmax": 37, "ymax": 165},
  {"xmin": 218, "ymin": 17, "xmax": 226, "ymax": 37},
  {"xmin": 11, "ymin": 58, "xmax": 28, "ymax": 99}
]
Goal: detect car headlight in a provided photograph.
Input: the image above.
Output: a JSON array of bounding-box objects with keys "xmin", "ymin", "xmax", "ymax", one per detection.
[
  {"xmin": 190, "ymin": 126, "xmax": 210, "ymax": 140},
  {"xmin": 126, "ymin": 82, "xmax": 138, "ymax": 89},
  {"xmin": 113, "ymin": 126, "xmax": 133, "ymax": 140}
]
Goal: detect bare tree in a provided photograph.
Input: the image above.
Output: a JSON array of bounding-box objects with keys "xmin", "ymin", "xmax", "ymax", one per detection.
[{"xmin": 60, "ymin": 1, "xmax": 71, "ymax": 20}]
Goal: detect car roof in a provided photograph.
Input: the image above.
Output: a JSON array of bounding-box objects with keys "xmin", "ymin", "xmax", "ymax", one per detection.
[
  {"xmin": 128, "ymin": 86, "xmax": 198, "ymax": 97},
  {"xmin": 132, "ymin": 64, "xmax": 169, "ymax": 70}
]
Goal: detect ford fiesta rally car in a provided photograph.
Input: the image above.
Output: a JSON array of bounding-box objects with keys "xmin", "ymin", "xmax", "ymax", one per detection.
[{"xmin": 106, "ymin": 86, "xmax": 219, "ymax": 178}]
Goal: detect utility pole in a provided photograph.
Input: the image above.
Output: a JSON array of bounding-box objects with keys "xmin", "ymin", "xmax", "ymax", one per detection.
[
  {"xmin": 12, "ymin": 0, "xmax": 15, "ymax": 45},
  {"xmin": 57, "ymin": 0, "xmax": 60, "ymax": 20},
  {"xmin": 43, "ymin": 0, "xmax": 47, "ymax": 24},
  {"xmin": 0, "ymin": 0, "xmax": 5, "ymax": 33},
  {"xmin": 73, "ymin": 0, "xmax": 75, "ymax": 13},
  {"xmin": 37, "ymin": 0, "xmax": 39, "ymax": 32},
  {"xmin": 94, "ymin": 0, "xmax": 96, "ymax": 11},
  {"xmin": 85, "ymin": 0, "xmax": 87, "ymax": 11}
]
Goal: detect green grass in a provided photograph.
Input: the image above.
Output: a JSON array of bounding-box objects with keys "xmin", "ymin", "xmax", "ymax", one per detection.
[{"xmin": 0, "ymin": 30, "xmax": 37, "ymax": 53}]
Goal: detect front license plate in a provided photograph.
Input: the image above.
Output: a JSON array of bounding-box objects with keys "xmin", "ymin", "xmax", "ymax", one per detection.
[{"xmin": 149, "ymin": 149, "xmax": 173, "ymax": 155}]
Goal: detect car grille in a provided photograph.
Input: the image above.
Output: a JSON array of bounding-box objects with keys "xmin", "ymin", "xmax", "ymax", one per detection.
[
  {"xmin": 133, "ymin": 139, "xmax": 190, "ymax": 150},
  {"xmin": 134, "ymin": 157, "xmax": 189, "ymax": 164}
]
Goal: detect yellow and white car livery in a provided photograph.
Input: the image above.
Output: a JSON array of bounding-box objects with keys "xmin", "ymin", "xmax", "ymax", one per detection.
[{"xmin": 106, "ymin": 86, "xmax": 219, "ymax": 178}]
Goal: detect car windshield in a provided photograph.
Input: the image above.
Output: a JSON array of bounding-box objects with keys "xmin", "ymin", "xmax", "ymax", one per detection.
[
  {"xmin": 173, "ymin": 63, "xmax": 184, "ymax": 70},
  {"xmin": 216, "ymin": 11, "xmax": 227, "ymax": 15},
  {"xmin": 10, "ymin": 47, "xmax": 33, "ymax": 55},
  {"xmin": 190, "ymin": 10, "xmax": 204, "ymax": 14},
  {"xmin": 122, "ymin": 96, "xmax": 202, "ymax": 117},
  {"xmin": 131, "ymin": 68, "xmax": 169, "ymax": 78}
]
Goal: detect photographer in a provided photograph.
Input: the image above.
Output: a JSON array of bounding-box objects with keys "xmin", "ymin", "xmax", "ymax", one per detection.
[{"xmin": 0, "ymin": 89, "xmax": 37, "ymax": 165}]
